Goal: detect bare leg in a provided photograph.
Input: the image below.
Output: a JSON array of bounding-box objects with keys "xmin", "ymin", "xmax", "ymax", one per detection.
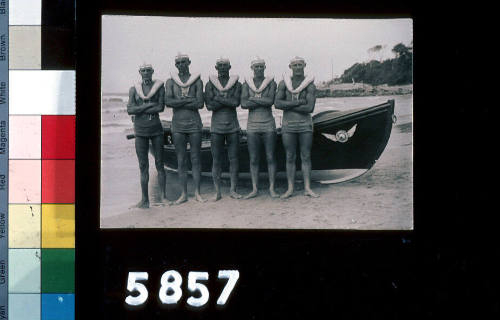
[
  {"xmin": 299, "ymin": 132, "xmax": 319, "ymax": 198},
  {"xmin": 244, "ymin": 132, "xmax": 260, "ymax": 199},
  {"xmin": 264, "ymin": 131, "xmax": 279, "ymax": 198},
  {"xmin": 227, "ymin": 132, "xmax": 242, "ymax": 199},
  {"xmin": 211, "ymin": 133, "xmax": 224, "ymax": 201},
  {"xmin": 134, "ymin": 136, "xmax": 150, "ymax": 208},
  {"xmin": 281, "ymin": 132, "xmax": 297, "ymax": 199},
  {"xmin": 151, "ymin": 134, "xmax": 170, "ymax": 205},
  {"xmin": 173, "ymin": 132, "xmax": 189, "ymax": 204},
  {"xmin": 189, "ymin": 132, "xmax": 206, "ymax": 202}
]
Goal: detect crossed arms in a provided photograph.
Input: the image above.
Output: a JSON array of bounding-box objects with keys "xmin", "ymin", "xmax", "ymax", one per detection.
[
  {"xmin": 274, "ymin": 81, "xmax": 316, "ymax": 114},
  {"xmin": 127, "ymin": 84, "xmax": 165, "ymax": 115},
  {"xmin": 164, "ymin": 78, "xmax": 204, "ymax": 111},
  {"xmin": 240, "ymin": 81, "xmax": 277, "ymax": 110},
  {"xmin": 204, "ymin": 81, "xmax": 242, "ymax": 111}
]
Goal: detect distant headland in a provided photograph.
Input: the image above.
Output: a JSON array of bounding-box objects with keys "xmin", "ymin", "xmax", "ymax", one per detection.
[
  {"xmin": 317, "ymin": 42, "xmax": 413, "ymax": 97},
  {"xmin": 316, "ymin": 83, "xmax": 412, "ymax": 98}
]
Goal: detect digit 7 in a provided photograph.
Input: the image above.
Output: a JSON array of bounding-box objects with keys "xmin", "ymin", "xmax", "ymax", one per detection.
[{"xmin": 217, "ymin": 270, "xmax": 239, "ymax": 305}]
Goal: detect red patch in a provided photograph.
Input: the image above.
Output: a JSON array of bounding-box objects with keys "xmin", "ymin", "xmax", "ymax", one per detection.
[{"xmin": 42, "ymin": 160, "xmax": 75, "ymax": 203}]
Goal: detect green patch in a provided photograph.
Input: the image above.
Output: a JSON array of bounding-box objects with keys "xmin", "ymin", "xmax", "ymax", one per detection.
[{"xmin": 42, "ymin": 249, "xmax": 75, "ymax": 293}]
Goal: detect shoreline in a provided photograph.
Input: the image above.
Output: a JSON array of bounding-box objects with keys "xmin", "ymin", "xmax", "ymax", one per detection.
[{"xmin": 316, "ymin": 83, "xmax": 412, "ymax": 98}]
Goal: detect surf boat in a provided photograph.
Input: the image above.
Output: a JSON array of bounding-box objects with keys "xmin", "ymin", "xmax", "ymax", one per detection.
[
  {"xmin": 128, "ymin": 100, "xmax": 395, "ymax": 182},
  {"xmin": 165, "ymin": 99, "xmax": 394, "ymax": 176}
]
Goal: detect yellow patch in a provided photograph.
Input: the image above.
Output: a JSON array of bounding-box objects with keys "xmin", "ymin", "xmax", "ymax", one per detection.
[{"xmin": 41, "ymin": 204, "xmax": 75, "ymax": 248}]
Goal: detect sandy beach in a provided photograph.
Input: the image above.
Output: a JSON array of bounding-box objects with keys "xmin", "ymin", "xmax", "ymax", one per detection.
[{"xmin": 100, "ymin": 95, "xmax": 412, "ymax": 229}]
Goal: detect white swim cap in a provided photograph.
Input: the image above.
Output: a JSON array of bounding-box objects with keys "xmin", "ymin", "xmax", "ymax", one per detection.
[
  {"xmin": 216, "ymin": 56, "xmax": 230, "ymax": 64},
  {"xmin": 251, "ymin": 56, "xmax": 265, "ymax": 67},
  {"xmin": 175, "ymin": 52, "xmax": 190, "ymax": 62},
  {"xmin": 289, "ymin": 56, "xmax": 306, "ymax": 64}
]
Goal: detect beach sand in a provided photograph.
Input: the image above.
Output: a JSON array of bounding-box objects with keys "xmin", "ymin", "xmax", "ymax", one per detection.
[{"xmin": 100, "ymin": 116, "xmax": 412, "ymax": 230}]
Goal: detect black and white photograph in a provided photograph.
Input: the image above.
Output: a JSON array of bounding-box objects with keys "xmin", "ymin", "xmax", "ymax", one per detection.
[{"xmin": 100, "ymin": 15, "xmax": 413, "ymax": 229}]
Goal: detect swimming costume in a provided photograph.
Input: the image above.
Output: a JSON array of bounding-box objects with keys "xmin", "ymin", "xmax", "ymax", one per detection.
[
  {"xmin": 132, "ymin": 80, "xmax": 164, "ymax": 137},
  {"xmin": 171, "ymin": 114, "xmax": 203, "ymax": 133},
  {"xmin": 208, "ymin": 75, "xmax": 241, "ymax": 134},
  {"xmin": 247, "ymin": 117, "xmax": 276, "ymax": 132},
  {"xmin": 281, "ymin": 116, "xmax": 313, "ymax": 133},
  {"xmin": 169, "ymin": 74, "xmax": 204, "ymax": 134},
  {"xmin": 280, "ymin": 74, "xmax": 315, "ymax": 133},
  {"xmin": 244, "ymin": 77, "xmax": 277, "ymax": 133}
]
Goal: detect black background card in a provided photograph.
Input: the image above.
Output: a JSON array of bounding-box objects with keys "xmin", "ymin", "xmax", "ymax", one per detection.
[
  {"xmin": 74, "ymin": 1, "xmax": 497, "ymax": 319},
  {"xmin": 41, "ymin": 0, "xmax": 75, "ymax": 69}
]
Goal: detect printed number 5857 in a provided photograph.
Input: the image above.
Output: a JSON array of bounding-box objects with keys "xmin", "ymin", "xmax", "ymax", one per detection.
[{"xmin": 125, "ymin": 270, "xmax": 239, "ymax": 307}]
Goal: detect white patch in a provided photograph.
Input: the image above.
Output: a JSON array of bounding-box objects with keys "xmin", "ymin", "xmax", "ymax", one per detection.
[{"xmin": 10, "ymin": 70, "xmax": 75, "ymax": 115}]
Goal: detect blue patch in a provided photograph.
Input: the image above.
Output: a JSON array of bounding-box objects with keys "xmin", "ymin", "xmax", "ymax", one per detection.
[{"xmin": 42, "ymin": 294, "xmax": 74, "ymax": 320}]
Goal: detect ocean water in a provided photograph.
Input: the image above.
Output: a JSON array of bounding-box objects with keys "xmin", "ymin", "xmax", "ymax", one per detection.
[{"xmin": 101, "ymin": 94, "xmax": 412, "ymax": 135}]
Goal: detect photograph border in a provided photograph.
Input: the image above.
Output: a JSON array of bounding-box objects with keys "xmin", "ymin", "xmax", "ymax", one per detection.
[{"xmin": 75, "ymin": 0, "xmax": 471, "ymax": 318}]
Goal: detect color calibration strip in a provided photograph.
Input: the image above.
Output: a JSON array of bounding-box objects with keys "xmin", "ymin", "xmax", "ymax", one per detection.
[
  {"xmin": 7, "ymin": 1, "xmax": 75, "ymax": 319},
  {"xmin": 0, "ymin": 1, "xmax": 8, "ymax": 319}
]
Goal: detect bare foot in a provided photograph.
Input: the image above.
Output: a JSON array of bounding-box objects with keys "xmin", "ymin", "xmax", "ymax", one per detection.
[
  {"xmin": 230, "ymin": 190, "xmax": 243, "ymax": 199},
  {"xmin": 194, "ymin": 193, "xmax": 207, "ymax": 203},
  {"xmin": 304, "ymin": 189, "xmax": 319, "ymax": 198},
  {"xmin": 174, "ymin": 193, "xmax": 188, "ymax": 205},
  {"xmin": 161, "ymin": 197, "xmax": 173, "ymax": 206},
  {"xmin": 280, "ymin": 189, "xmax": 294, "ymax": 199},
  {"xmin": 269, "ymin": 189, "xmax": 280, "ymax": 198},
  {"xmin": 132, "ymin": 199, "xmax": 149, "ymax": 209},
  {"xmin": 212, "ymin": 193, "xmax": 222, "ymax": 202},
  {"xmin": 244, "ymin": 189, "xmax": 258, "ymax": 199}
]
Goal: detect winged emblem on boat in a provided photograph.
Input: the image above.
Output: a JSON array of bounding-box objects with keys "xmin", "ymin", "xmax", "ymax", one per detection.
[{"xmin": 321, "ymin": 124, "xmax": 357, "ymax": 143}]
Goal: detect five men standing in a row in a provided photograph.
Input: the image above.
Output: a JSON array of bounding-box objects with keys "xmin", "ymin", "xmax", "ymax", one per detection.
[{"xmin": 127, "ymin": 55, "xmax": 318, "ymax": 208}]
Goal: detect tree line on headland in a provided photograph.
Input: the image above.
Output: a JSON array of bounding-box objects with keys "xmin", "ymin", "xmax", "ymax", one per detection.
[
  {"xmin": 317, "ymin": 42, "xmax": 413, "ymax": 97},
  {"xmin": 340, "ymin": 43, "xmax": 413, "ymax": 85}
]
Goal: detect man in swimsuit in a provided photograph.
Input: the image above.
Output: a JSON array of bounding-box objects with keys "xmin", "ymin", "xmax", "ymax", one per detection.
[
  {"xmin": 275, "ymin": 57, "xmax": 319, "ymax": 199},
  {"xmin": 165, "ymin": 53, "xmax": 206, "ymax": 204},
  {"xmin": 241, "ymin": 57, "xmax": 279, "ymax": 199},
  {"xmin": 127, "ymin": 63, "xmax": 168, "ymax": 208},
  {"xmin": 205, "ymin": 57, "xmax": 243, "ymax": 201}
]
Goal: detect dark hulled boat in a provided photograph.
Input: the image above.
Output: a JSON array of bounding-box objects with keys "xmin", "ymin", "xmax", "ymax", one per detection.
[{"xmin": 159, "ymin": 100, "xmax": 395, "ymax": 175}]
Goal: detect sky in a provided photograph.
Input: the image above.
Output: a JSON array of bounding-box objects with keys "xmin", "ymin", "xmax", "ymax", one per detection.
[{"xmin": 102, "ymin": 16, "xmax": 412, "ymax": 94}]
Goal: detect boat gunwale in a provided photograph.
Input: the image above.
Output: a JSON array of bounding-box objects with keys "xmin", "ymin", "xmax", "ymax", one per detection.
[{"xmin": 313, "ymin": 101, "xmax": 393, "ymax": 125}]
